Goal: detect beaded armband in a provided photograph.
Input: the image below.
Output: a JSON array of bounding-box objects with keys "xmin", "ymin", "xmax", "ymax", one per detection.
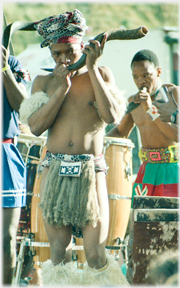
[{"xmin": 146, "ymin": 105, "xmax": 160, "ymax": 121}]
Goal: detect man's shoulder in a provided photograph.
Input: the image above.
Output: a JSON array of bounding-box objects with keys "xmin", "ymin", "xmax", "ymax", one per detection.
[
  {"xmin": 33, "ymin": 73, "xmax": 52, "ymax": 86},
  {"xmin": 162, "ymin": 83, "xmax": 177, "ymax": 89},
  {"xmin": 32, "ymin": 73, "xmax": 52, "ymax": 94},
  {"xmin": 98, "ymin": 65, "xmax": 115, "ymax": 84},
  {"xmin": 98, "ymin": 65, "xmax": 111, "ymax": 74},
  {"xmin": 35, "ymin": 73, "xmax": 52, "ymax": 81}
]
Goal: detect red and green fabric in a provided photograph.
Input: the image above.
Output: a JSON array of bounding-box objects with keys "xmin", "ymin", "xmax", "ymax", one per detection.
[{"xmin": 132, "ymin": 162, "xmax": 179, "ymax": 204}]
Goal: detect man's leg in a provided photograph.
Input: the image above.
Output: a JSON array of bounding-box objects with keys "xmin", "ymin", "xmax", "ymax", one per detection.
[
  {"xmin": 43, "ymin": 220, "xmax": 72, "ymax": 264},
  {"xmin": 3, "ymin": 207, "xmax": 21, "ymax": 285},
  {"xmin": 81, "ymin": 172, "xmax": 129, "ymax": 285},
  {"xmin": 82, "ymin": 172, "xmax": 109, "ymax": 268},
  {"xmin": 39, "ymin": 167, "xmax": 81, "ymax": 285},
  {"xmin": 41, "ymin": 221, "xmax": 82, "ymax": 285},
  {"xmin": 40, "ymin": 166, "xmax": 73, "ymax": 264}
]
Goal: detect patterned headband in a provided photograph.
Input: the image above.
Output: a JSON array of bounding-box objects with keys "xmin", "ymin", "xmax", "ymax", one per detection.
[{"xmin": 34, "ymin": 9, "xmax": 87, "ymax": 48}]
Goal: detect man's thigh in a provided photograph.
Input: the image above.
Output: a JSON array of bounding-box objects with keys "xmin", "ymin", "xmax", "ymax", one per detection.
[{"xmin": 82, "ymin": 172, "xmax": 109, "ymax": 250}]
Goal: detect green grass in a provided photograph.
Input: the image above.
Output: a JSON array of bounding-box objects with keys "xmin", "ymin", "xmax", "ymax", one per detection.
[{"xmin": 3, "ymin": 2, "xmax": 179, "ymax": 55}]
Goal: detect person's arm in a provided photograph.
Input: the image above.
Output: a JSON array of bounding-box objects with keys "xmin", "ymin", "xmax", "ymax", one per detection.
[
  {"xmin": 133, "ymin": 87, "xmax": 179, "ymax": 142},
  {"xmin": 106, "ymin": 112, "xmax": 135, "ymax": 138},
  {"xmin": 28, "ymin": 63, "xmax": 71, "ymax": 136},
  {"xmin": 2, "ymin": 45, "xmax": 29, "ymax": 112},
  {"xmin": 83, "ymin": 36, "xmax": 123, "ymax": 124},
  {"xmin": 153, "ymin": 86, "xmax": 179, "ymax": 123}
]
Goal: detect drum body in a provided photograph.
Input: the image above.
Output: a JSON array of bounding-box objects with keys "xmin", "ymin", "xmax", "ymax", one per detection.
[
  {"xmin": 17, "ymin": 134, "xmax": 47, "ymax": 276},
  {"xmin": 73, "ymin": 237, "xmax": 86, "ymax": 269},
  {"xmin": 104, "ymin": 136, "xmax": 134, "ymax": 245},
  {"xmin": 30, "ymin": 145, "xmax": 51, "ymax": 267}
]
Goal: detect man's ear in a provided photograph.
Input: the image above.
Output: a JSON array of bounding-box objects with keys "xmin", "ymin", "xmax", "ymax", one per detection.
[
  {"xmin": 157, "ymin": 67, "xmax": 161, "ymax": 77},
  {"xmin": 80, "ymin": 41, "xmax": 84, "ymax": 50}
]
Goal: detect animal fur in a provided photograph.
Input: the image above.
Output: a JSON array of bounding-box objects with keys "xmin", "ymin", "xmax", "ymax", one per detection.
[
  {"xmin": 82, "ymin": 252, "xmax": 130, "ymax": 286},
  {"xmin": 19, "ymin": 91, "xmax": 49, "ymax": 124},
  {"xmin": 41, "ymin": 260, "xmax": 82, "ymax": 285}
]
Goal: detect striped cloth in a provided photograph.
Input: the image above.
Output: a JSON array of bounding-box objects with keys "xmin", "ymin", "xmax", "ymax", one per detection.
[
  {"xmin": 2, "ymin": 143, "xmax": 26, "ymax": 208},
  {"xmin": 132, "ymin": 162, "xmax": 178, "ymax": 200},
  {"xmin": 132, "ymin": 145, "xmax": 179, "ymax": 204}
]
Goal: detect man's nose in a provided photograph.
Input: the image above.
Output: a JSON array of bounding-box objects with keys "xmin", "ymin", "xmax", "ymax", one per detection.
[
  {"xmin": 137, "ymin": 78, "xmax": 146, "ymax": 87},
  {"xmin": 59, "ymin": 53, "xmax": 70, "ymax": 64}
]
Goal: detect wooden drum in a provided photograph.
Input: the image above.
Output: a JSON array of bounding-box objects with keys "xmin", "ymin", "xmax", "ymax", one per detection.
[
  {"xmin": 73, "ymin": 237, "xmax": 86, "ymax": 269},
  {"xmin": 30, "ymin": 144, "xmax": 51, "ymax": 267},
  {"xmin": 104, "ymin": 136, "xmax": 134, "ymax": 246}
]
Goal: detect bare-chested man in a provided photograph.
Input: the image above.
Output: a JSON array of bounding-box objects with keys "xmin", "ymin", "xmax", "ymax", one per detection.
[
  {"xmin": 19, "ymin": 9, "xmax": 128, "ymax": 286},
  {"xmin": 107, "ymin": 49, "xmax": 179, "ymax": 284}
]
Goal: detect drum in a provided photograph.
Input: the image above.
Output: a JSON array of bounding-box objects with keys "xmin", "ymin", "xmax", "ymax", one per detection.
[
  {"xmin": 73, "ymin": 237, "xmax": 86, "ymax": 269},
  {"xmin": 104, "ymin": 136, "xmax": 134, "ymax": 246},
  {"xmin": 17, "ymin": 133, "xmax": 47, "ymax": 237},
  {"xmin": 132, "ymin": 196, "xmax": 179, "ymax": 284},
  {"xmin": 30, "ymin": 144, "xmax": 51, "ymax": 267},
  {"xmin": 17, "ymin": 133, "xmax": 47, "ymax": 194},
  {"xmin": 16, "ymin": 134, "xmax": 47, "ymax": 278}
]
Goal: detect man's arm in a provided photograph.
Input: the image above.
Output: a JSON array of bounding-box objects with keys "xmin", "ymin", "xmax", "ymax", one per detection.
[
  {"xmin": 106, "ymin": 112, "xmax": 135, "ymax": 138},
  {"xmin": 2, "ymin": 45, "xmax": 29, "ymax": 112},
  {"xmin": 83, "ymin": 36, "xmax": 123, "ymax": 124},
  {"xmin": 133, "ymin": 87, "xmax": 179, "ymax": 142},
  {"xmin": 28, "ymin": 65, "xmax": 71, "ymax": 136}
]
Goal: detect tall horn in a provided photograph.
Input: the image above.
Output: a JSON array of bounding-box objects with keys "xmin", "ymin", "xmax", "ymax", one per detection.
[
  {"xmin": 2, "ymin": 22, "xmax": 35, "ymax": 49},
  {"xmin": 2, "ymin": 22, "xmax": 148, "ymax": 72},
  {"xmin": 68, "ymin": 26, "xmax": 148, "ymax": 71}
]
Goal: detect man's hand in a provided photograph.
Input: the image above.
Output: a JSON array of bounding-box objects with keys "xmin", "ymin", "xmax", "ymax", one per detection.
[
  {"xmin": 153, "ymin": 88, "xmax": 178, "ymax": 122},
  {"xmin": 132, "ymin": 87, "xmax": 152, "ymax": 111},
  {"xmin": 53, "ymin": 63, "xmax": 72, "ymax": 94},
  {"xmin": 83, "ymin": 34, "xmax": 107, "ymax": 70}
]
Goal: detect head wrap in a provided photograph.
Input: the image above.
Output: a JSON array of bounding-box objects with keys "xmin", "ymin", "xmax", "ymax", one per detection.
[{"xmin": 34, "ymin": 9, "xmax": 87, "ymax": 48}]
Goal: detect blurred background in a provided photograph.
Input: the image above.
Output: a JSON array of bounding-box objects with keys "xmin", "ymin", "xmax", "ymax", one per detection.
[{"xmin": 3, "ymin": 1, "xmax": 179, "ymax": 176}]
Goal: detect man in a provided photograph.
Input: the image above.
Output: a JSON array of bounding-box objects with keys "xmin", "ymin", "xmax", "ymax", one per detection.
[
  {"xmin": 107, "ymin": 49, "xmax": 179, "ymax": 283},
  {"xmin": 19, "ymin": 9, "xmax": 127, "ymax": 285},
  {"xmin": 2, "ymin": 44, "xmax": 30, "ymax": 285},
  {"xmin": 108, "ymin": 49, "xmax": 178, "ymax": 198}
]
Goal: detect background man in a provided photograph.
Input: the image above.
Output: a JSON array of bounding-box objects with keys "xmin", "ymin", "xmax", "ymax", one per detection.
[
  {"xmin": 107, "ymin": 49, "xmax": 179, "ymax": 283},
  {"xmin": 2, "ymin": 44, "xmax": 30, "ymax": 285}
]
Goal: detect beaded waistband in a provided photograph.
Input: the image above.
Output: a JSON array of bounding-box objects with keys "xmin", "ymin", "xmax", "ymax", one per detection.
[
  {"xmin": 46, "ymin": 151, "xmax": 95, "ymax": 162},
  {"xmin": 139, "ymin": 145, "xmax": 179, "ymax": 163}
]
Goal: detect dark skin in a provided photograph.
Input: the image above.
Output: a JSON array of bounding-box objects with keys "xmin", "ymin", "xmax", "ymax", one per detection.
[
  {"xmin": 2, "ymin": 45, "xmax": 28, "ymax": 111},
  {"xmin": 28, "ymin": 36, "xmax": 120, "ymax": 269},
  {"xmin": 2, "ymin": 45, "xmax": 28, "ymax": 285},
  {"xmin": 107, "ymin": 60, "xmax": 179, "ymax": 147}
]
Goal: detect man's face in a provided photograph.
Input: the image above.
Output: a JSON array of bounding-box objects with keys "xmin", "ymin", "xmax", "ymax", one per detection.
[
  {"xmin": 50, "ymin": 42, "xmax": 83, "ymax": 67},
  {"xmin": 132, "ymin": 60, "xmax": 161, "ymax": 94}
]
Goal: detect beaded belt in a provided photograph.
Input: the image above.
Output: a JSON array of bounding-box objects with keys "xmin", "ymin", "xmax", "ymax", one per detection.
[
  {"xmin": 139, "ymin": 145, "xmax": 179, "ymax": 163},
  {"xmin": 46, "ymin": 151, "xmax": 95, "ymax": 162}
]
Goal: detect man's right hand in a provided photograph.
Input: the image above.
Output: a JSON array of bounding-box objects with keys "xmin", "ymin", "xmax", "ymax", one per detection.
[{"xmin": 53, "ymin": 63, "xmax": 72, "ymax": 94}]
